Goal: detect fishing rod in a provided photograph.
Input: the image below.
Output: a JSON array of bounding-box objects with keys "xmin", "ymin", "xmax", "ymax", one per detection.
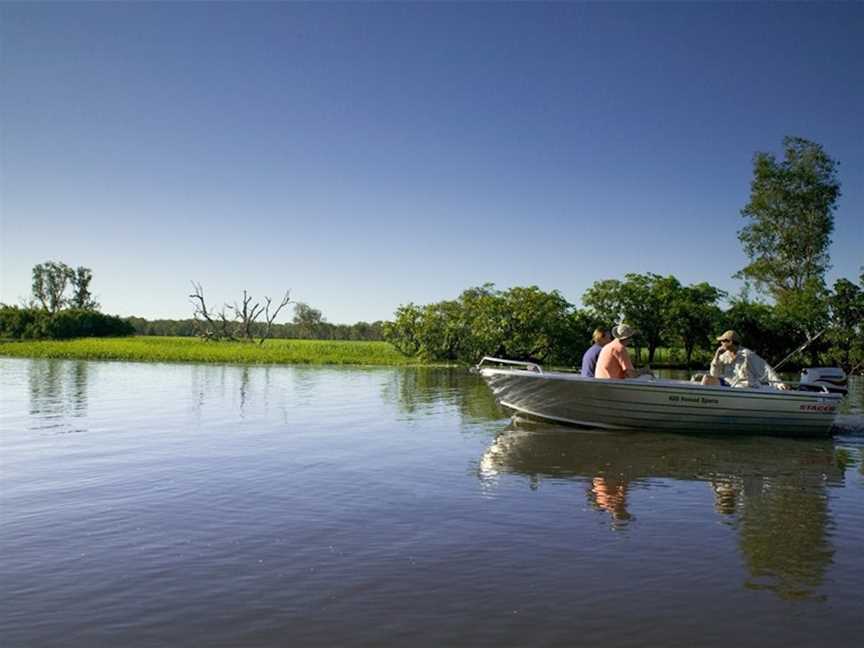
[{"xmin": 773, "ymin": 327, "xmax": 828, "ymax": 371}]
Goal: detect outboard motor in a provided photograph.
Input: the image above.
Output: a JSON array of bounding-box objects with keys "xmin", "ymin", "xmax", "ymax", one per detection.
[{"xmin": 799, "ymin": 367, "xmax": 848, "ymax": 395}]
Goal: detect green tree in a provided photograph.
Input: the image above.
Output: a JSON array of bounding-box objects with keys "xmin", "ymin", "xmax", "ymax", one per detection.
[
  {"xmin": 582, "ymin": 279, "xmax": 624, "ymax": 325},
  {"xmin": 453, "ymin": 284, "xmax": 507, "ymax": 362},
  {"xmin": 737, "ymin": 136, "xmax": 840, "ymax": 298},
  {"xmin": 383, "ymin": 285, "xmax": 582, "ymax": 365},
  {"xmin": 722, "ymin": 298, "xmax": 798, "ymax": 366},
  {"xmin": 824, "ymin": 274, "xmax": 864, "ymax": 372},
  {"xmin": 570, "ymin": 308, "xmax": 606, "ymax": 351},
  {"xmin": 69, "ymin": 266, "xmax": 99, "ymax": 310},
  {"xmin": 668, "ymin": 282, "xmax": 725, "ymax": 368},
  {"xmin": 32, "ymin": 261, "xmax": 74, "ymax": 313},
  {"xmin": 383, "ymin": 304, "xmax": 423, "ymax": 356},
  {"xmin": 292, "ymin": 302, "xmax": 325, "ymax": 339},
  {"xmin": 619, "ymin": 273, "xmax": 681, "ymax": 365},
  {"xmin": 773, "ymin": 278, "xmax": 830, "ymax": 366},
  {"xmin": 499, "ymin": 286, "xmax": 577, "ymax": 364}
]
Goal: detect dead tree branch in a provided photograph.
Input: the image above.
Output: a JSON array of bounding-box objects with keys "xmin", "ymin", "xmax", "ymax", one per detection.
[
  {"xmin": 190, "ymin": 282, "xmax": 292, "ymax": 344},
  {"xmin": 231, "ymin": 290, "xmax": 266, "ymax": 342},
  {"xmin": 259, "ymin": 290, "xmax": 293, "ymax": 345},
  {"xmin": 190, "ymin": 281, "xmax": 219, "ymax": 340}
]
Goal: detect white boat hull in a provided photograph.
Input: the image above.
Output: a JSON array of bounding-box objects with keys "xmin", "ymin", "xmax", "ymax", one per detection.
[{"xmin": 480, "ymin": 368, "xmax": 842, "ymax": 437}]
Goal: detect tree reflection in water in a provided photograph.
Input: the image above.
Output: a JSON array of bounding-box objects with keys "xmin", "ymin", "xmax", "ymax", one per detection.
[
  {"xmin": 382, "ymin": 367, "xmax": 505, "ymax": 422},
  {"xmin": 27, "ymin": 359, "xmax": 89, "ymax": 432},
  {"xmin": 478, "ymin": 423, "xmax": 846, "ymax": 600}
]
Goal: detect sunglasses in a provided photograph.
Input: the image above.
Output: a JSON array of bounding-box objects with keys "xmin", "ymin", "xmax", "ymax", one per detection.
[{"xmin": 720, "ymin": 339, "xmax": 733, "ymax": 344}]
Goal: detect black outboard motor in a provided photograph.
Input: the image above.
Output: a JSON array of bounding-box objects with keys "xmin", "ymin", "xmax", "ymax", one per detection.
[{"xmin": 798, "ymin": 367, "xmax": 848, "ymax": 395}]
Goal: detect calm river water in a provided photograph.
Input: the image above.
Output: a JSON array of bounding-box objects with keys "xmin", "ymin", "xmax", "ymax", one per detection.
[{"xmin": 2, "ymin": 358, "xmax": 863, "ymax": 647}]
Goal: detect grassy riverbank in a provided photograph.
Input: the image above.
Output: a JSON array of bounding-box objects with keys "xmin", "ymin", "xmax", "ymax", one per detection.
[{"xmin": 0, "ymin": 337, "xmax": 422, "ymax": 366}]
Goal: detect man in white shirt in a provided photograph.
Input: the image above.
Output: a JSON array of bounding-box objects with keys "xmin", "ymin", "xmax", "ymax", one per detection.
[{"xmin": 701, "ymin": 330, "xmax": 789, "ymax": 389}]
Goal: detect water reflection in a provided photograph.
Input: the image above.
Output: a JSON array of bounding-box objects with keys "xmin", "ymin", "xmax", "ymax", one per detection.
[
  {"xmin": 479, "ymin": 424, "xmax": 844, "ymax": 599},
  {"xmin": 588, "ymin": 475, "xmax": 632, "ymax": 522},
  {"xmin": 26, "ymin": 360, "xmax": 89, "ymax": 431},
  {"xmin": 382, "ymin": 367, "xmax": 504, "ymax": 422}
]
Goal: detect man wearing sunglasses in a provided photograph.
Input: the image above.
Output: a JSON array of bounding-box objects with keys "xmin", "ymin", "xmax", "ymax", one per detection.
[{"xmin": 701, "ymin": 330, "xmax": 789, "ymax": 389}]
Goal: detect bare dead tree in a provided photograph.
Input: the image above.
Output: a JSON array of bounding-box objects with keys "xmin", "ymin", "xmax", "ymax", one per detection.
[
  {"xmin": 217, "ymin": 308, "xmax": 238, "ymax": 341},
  {"xmin": 230, "ymin": 290, "xmax": 266, "ymax": 342},
  {"xmin": 190, "ymin": 281, "xmax": 219, "ymax": 340},
  {"xmin": 259, "ymin": 290, "xmax": 292, "ymax": 345},
  {"xmin": 190, "ymin": 282, "xmax": 292, "ymax": 344}
]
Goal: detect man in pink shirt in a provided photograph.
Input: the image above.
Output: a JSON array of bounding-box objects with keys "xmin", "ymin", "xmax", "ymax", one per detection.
[{"xmin": 596, "ymin": 324, "xmax": 643, "ymax": 379}]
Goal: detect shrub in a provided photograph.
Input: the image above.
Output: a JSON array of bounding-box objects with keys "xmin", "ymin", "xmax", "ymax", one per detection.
[
  {"xmin": 0, "ymin": 306, "xmax": 134, "ymax": 340},
  {"xmin": 383, "ymin": 285, "xmax": 587, "ymax": 366}
]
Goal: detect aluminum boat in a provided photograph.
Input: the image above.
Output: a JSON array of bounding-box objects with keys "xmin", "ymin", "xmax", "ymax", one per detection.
[{"xmin": 477, "ymin": 357, "xmax": 844, "ymax": 437}]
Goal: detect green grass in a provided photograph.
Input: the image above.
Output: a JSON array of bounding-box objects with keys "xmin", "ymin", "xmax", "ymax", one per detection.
[{"xmin": 0, "ymin": 336, "xmax": 426, "ymax": 366}]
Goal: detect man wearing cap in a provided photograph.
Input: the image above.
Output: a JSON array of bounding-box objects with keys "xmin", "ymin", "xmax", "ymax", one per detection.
[
  {"xmin": 595, "ymin": 324, "xmax": 647, "ymax": 380},
  {"xmin": 702, "ymin": 330, "xmax": 789, "ymax": 389}
]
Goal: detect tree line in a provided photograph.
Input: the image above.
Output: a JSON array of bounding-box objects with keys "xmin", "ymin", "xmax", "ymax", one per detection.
[
  {"xmin": 382, "ymin": 272, "xmax": 863, "ymax": 372},
  {"xmin": 0, "ymin": 261, "xmax": 133, "ymax": 339},
  {"xmin": 124, "ymin": 312, "xmax": 386, "ymax": 341},
  {"xmin": 384, "ymin": 137, "xmax": 862, "ymax": 373},
  {"xmin": 1, "ymin": 263, "xmax": 385, "ymax": 342}
]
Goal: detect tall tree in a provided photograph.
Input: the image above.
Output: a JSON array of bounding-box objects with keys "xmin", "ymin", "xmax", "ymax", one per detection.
[
  {"xmin": 582, "ymin": 279, "xmax": 624, "ymax": 326},
  {"xmin": 69, "ymin": 266, "xmax": 99, "ymax": 310},
  {"xmin": 32, "ymin": 261, "xmax": 73, "ymax": 313},
  {"xmin": 667, "ymin": 283, "xmax": 725, "ymax": 368},
  {"xmin": 737, "ymin": 136, "xmax": 840, "ymax": 299},
  {"xmin": 619, "ymin": 273, "xmax": 681, "ymax": 365}
]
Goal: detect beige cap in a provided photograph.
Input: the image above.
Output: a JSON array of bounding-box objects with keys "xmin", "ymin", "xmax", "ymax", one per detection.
[
  {"xmin": 613, "ymin": 323, "xmax": 638, "ymax": 340},
  {"xmin": 716, "ymin": 330, "xmax": 740, "ymax": 343}
]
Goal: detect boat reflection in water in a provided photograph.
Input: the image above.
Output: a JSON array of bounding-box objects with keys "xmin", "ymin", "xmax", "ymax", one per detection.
[{"xmin": 478, "ymin": 420, "xmax": 847, "ymax": 600}]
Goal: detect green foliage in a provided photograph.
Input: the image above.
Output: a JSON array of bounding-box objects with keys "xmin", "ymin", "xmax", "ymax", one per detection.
[
  {"xmin": 0, "ymin": 306, "xmax": 134, "ymax": 340},
  {"xmin": 618, "ymin": 273, "xmax": 681, "ymax": 364},
  {"xmin": 584, "ymin": 273, "xmax": 716, "ymax": 365},
  {"xmin": 383, "ymin": 304, "xmax": 424, "ymax": 355},
  {"xmin": 500, "ymin": 286, "xmax": 582, "ymax": 365},
  {"xmin": 125, "ymin": 315, "xmax": 385, "ymax": 341},
  {"xmin": 824, "ymin": 276, "xmax": 864, "ymax": 372},
  {"xmin": 383, "ymin": 285, "xmax": 584, "ymax": 365},
  {"xmin": 125, "ymin": 317, "xmax": 200, "ymax": 337},
  {"xmin": 0, "ymin": 337, "xmax": 413, "ymax": 366},
  {"xmin": 773, "ymin": 278, "xmax": 831, "ymax": 365},
  {"xmin": 32, "ymin": 261, "xmax": 74, "ymax": 313},
  {"xmin": 721, "ymin": 298, "xmax": 799, "ymax": 366},
  {"xmin": 582, "ymin": 279, "xmax": 624, "ymax": 324},
  {"xmin": 292, "ymin": 302, "xmax": 325, "ymax": 339},
  {"xmin": 69, "ymin": 266, "xmax": 99, "ymax": 310},
  {"xmin": 737, "ymin": 136, "xmax": 840, "ymax": 298},
  {"xmin": 667, "ymin": 283, "xmax": 725, "ymax": 367}
]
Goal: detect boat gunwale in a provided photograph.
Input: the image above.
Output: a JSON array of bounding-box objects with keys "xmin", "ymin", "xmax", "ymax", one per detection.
[{"xmin": 479, "ymin": 367, "xmax": 844, "ymax": 402}]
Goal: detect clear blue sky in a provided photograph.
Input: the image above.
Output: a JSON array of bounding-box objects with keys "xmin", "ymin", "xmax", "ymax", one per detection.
[{"xmin": 1, "ymin": 2, "xmax": 862, "ymax": 323}]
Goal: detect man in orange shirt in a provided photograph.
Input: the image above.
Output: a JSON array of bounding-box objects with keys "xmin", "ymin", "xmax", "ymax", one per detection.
[{"xmin": 595, "ymin": 323, "xmax": 645, "ymax": 379}]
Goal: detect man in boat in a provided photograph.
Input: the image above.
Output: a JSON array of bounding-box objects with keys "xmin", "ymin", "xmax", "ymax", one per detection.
[
  {"xmin": 580, "ymin": 327, "xmax": 612, "ymax": 377},
  {"xmin": 595, "ymin": 324, "xmax": 650, "ymax": 380},
  {"xmin": 701, "ymin": 330, "xmax": 789, "ymax": 389}
]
